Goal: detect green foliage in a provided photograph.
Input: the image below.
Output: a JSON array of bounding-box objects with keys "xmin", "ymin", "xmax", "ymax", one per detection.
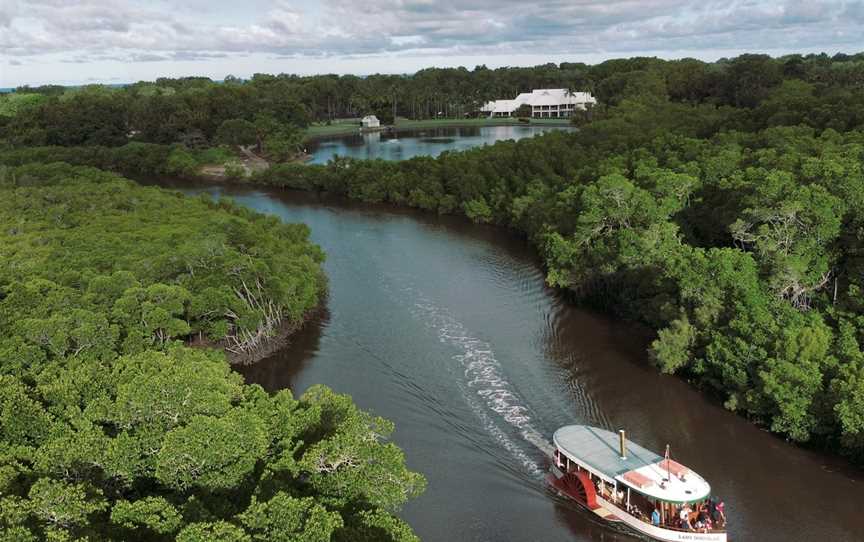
[
  {"xmin": 264, "ymin": 127, "xmax": 304, "ymax": 163},
  {"xmin": 239, "ymin": 493, "xmax": 342, "ymax": 542},
  {"xmin": 297, "ymin": 385, "xmax": 427, "ymax": 510},
  {"xmin": 223, "ymin": 160, "xmax": 247, "ymax": 180},
  {"xmin": 0, "ymin": 164, "xmax": 326, "ymax": 360},
  {"xmin": 166, "ymin": 147, "xmax": 200, "ymax": 176},
  {"xmin": 245, "ymin": 78, "xmax": 864, "ymax": 463},
  {"xmin": 156, "ymin": 411, "xmax": 268, "ymax": 490},
  {"xmin": 216, "ymin": 119, "xmax": 258, "ymax": 146},
  {"xmin": 176, "ymin": 521, "xmax": 251, "ymax": 542},
  {"xmin": 110, "ymin": 497, "xmax": 183, "ymax": 534},
  {"xmin": 335, "ymin": 509, "xmax": 419, "ymax": 542},
  {"xmin": 0, "ymin": 165, "xmax": 424, "ymax": 539},
  {"xmin": 0, "ymin": 143, "xmax": 235, "ymax": 179},
  {"xmin": 651, "ymin": 316, "xmax": 696, "ymax": 374},
  {"xmin": 0, "ymin": 93, "xmax": 47, "ymax": 118},
  {"xmin": 28, "ymin": 479, "xmax": 107, "ymax": 531},
  {"xmin": 758, "ymin": 315, "xmax": 834, "ymax": 441},
  {"xmin": 515, "ymin": 104, "xmax": 532, "ymax": 118},
  {"xmin": 462, "ymin": 197, "xmax": 492, "ymax": 223}
]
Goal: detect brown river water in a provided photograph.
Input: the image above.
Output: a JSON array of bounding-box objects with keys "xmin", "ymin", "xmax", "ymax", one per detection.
[{"xmin": 155, "ymin": 180, "xmax": 862, "ymax": 542}]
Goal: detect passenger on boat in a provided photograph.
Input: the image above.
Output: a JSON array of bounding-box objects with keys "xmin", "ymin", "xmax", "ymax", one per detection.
[
  {"xmin": 715, "ymin": 499, "xmax": 726, "ymax": 527},
  {"xmin": 679, "ymin": 505, "xmax": 693, "ymax": 530},
  {"xmin": 697, "ymin": 505, "xmax": 710, "ymax": 525},
  {"xmin": 694, "ymin": 511, "xmax": 713, "ymax": 534},
  {"xmin": 651, "ymin": 508, "xmax": 661, "ymax": 527}
]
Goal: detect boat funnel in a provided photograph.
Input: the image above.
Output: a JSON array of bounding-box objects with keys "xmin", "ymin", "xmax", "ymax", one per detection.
[{"xmin": 619, "ymin": 429, "xmax": 627, "ymax": 459}]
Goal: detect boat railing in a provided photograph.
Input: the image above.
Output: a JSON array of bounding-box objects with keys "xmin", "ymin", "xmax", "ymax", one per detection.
[{"xmin": 598, "ymin": 493, "xmax": 726, "ymax": 534}]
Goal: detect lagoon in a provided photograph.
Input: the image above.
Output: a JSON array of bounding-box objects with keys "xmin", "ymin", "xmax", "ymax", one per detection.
[{"xmin": 306, "ymin": 124, "xmax": 575, "ymax": 164}]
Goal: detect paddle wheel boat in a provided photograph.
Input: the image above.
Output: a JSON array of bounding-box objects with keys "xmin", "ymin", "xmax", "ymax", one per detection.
[{"xmin": 547, "ymin": 425, "xmax": 728, "ymax": 542}]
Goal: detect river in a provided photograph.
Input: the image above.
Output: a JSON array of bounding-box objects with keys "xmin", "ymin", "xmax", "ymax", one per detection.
[
  {"xmin": 157, "ymin": 181, "xmax": 861, "ymax": 542},
  {"xmin": 306, "ymin": 124, "xmax": 574, "ymax": 164}
]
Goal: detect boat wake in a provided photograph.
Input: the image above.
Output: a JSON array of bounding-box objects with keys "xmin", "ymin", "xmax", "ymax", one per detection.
[{"xmin": 406, "ymin": 288, "xmax": 548, "ymax": 477}]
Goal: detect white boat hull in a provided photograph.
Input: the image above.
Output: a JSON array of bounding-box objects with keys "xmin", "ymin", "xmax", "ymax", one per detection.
[{"xmin": 595, "ymin": 495, "xmax": 727, "ymax": 542}]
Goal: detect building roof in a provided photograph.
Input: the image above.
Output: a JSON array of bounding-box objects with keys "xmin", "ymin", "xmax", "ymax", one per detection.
[
  {"xmin": 553, "ymin": 425, "xmax": 711, "ymax": 504},
  {"xmin": 528, "ymin": 92, "xmax": 563, "ymax": 106},
  {"xmin": 480, "ymin": 88, "xmax": 596, "ymax": 113},
  {"xmin": 480, "ymin": 99, "xmax": 519, "ymax": 114}
]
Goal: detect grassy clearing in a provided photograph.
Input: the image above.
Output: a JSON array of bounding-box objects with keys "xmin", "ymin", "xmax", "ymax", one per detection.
[{"xmin": 304, "ymin": 120, "xmax": 362, "ymax": 139}]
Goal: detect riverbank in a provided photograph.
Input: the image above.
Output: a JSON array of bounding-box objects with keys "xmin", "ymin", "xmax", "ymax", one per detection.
[{"xmin": 187, "ymin": 302, "xmax": 326, "ymax": 365}]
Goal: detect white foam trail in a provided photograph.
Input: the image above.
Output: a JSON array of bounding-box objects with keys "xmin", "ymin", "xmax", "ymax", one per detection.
[{"xmin": 408, "ymin": 293, "xmax": 545, "ymax": 476}]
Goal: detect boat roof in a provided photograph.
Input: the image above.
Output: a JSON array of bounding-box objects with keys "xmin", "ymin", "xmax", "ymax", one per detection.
[{"xmin": 553, "ymin": 425, "xmax": 711, "ymax": 504}]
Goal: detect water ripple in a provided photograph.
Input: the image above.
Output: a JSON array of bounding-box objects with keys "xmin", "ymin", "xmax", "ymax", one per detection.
[{"xmin": 409, "ymin": 292, "xmax": 544, "ymax": 477}]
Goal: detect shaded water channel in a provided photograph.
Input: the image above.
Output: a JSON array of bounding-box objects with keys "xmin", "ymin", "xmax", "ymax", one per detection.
[
  {"xmin": 306, "ymin": 124, "xmax": 574, "ymax": 164},
  {"xmin": 158, "ymin": 180, "xmax": 861, "ymax": 542}
]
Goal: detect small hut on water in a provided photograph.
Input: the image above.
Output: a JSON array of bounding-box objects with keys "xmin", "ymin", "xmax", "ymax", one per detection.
[{"xmin": 361, "ymin": 115, "xmax": 380, "ymax": 129}]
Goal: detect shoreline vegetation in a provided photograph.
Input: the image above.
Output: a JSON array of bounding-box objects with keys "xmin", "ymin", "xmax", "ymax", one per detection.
[
  {"xmin": 0, "ymin": 162, "xmax": 330, "ymax": 361},
  {"xmin": 0, "ymin": 163, "xmax": 426, "ymax": 541},
  {"xmin": 3, "ymin": 53, "xmax": 864, "ymax": 537},
  {"xmin": 0, "ymin": 116, "xmax": 575, "ymax": 183},
  {"xmin": 200, "ymin": 303, "xmax": 326, "ymax": 366}
]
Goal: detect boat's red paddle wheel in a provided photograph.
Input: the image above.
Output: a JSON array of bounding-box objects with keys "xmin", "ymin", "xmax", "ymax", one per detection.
[
  {"xmin": 563, "ymin": 470, "xmax": 599, "ymax": 509},
  {"xmin": 550, "ymin": 450, "xmax": 600, "ymax": 510}
]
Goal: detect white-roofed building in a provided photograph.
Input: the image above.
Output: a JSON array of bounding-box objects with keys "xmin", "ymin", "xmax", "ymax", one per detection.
[
  {"xmin": 361, "ymin": 115, "xmax": 380, "ymax": 128},
  {"xmin": 480, "ymin": 89, "xmax": 597, "ymax": 118}
]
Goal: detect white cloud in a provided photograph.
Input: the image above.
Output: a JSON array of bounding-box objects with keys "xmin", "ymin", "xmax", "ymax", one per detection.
[{"xmin": 1, "ymin": 0, "xmax": 863, "ymax": 86}]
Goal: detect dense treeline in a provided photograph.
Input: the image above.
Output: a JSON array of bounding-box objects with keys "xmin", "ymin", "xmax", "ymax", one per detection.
[
  {"xmin": 1, "ymin": 162, "xmax": 327, "ymax": 356},
  {"xmin": 3, "ymin": 52, "xmax": 864, "ymax": 149},
  {"xmin": 0, "ymin": 164, "xmax": 425, "ymax": 540},
  {"xmin": 0, "ymin": 143, "xmax": 234, "ymax": 178},
  {"xmin": 3, "ymin": 51, "xmax": 864, "ymax": 468},
  {"xmin": 235, "ymin": 56, "xmax": 864, "ymax": 463}
]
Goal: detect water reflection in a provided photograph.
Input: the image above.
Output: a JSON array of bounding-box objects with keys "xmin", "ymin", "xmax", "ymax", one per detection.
[
  {"xmin": 307, "ymin": 124, "xmax": 574, "ymax": 163},
  {"xmin": 237, "ymin": 307, "xmax": 330, "ymax": 392}
]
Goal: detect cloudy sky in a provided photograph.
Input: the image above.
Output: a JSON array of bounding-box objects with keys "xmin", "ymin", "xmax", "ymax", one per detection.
[{"xmin": 2, "ymin": 0, "xmax": 863, "ymax": 87}]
